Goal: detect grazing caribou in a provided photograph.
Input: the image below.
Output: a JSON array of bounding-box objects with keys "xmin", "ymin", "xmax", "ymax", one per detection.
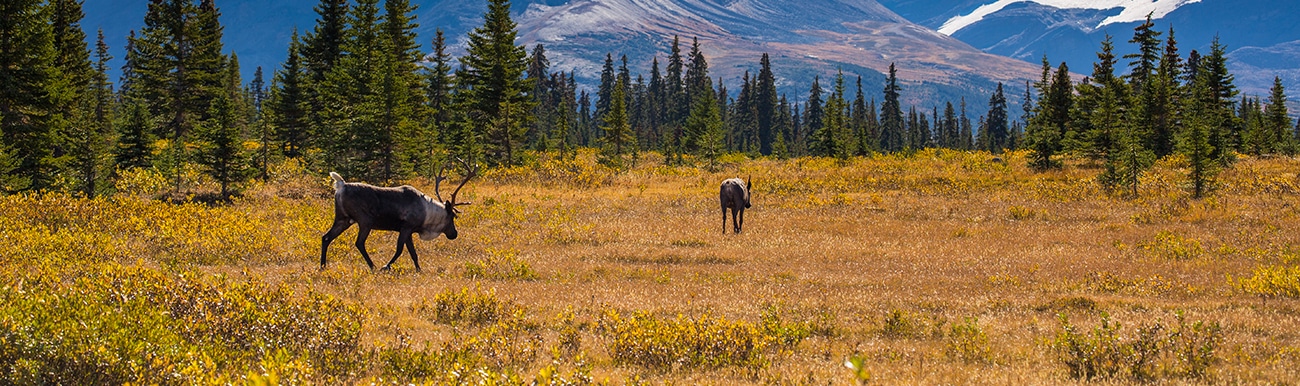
[
  {"xmin": 320, "ymin": 160, "xmax": 477, "ymax": 272},
  {"xmin": 719, "ymin": 176, "xmax": 753, "ymax": 234}
]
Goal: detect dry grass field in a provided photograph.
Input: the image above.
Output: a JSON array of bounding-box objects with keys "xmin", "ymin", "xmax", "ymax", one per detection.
[{"xmin": 2, "ymin": 149, "xmax": 1299, "ymax": 384}]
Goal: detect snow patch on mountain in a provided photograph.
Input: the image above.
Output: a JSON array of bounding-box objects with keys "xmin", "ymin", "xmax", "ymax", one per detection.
[{"xmin": 938, "ymin": 0, "xmax": 1202, "ymax": 35}]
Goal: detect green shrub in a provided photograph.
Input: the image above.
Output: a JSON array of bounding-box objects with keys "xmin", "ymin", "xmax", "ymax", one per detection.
[
  {"xmin": 596, "ymin": 310, "xmax": 773, "ymax": 370},
  {"xmin": 945, "ymin": 317, "xmax": 991, "ymax": 363},
  {"xmin": 1052, "ymin": 311, "xmax": 1220, "ymax": 381},
  {"xmin": 415, "ymin": 287, "xmax": 519, "ymax": 327},
  {"xmin": 0, "ymin": 263, "xmax": 366, "ymax": 384},
  {"xmin": 1234, "ymin": 264, "xmax": 1300, "ymax": 299}
]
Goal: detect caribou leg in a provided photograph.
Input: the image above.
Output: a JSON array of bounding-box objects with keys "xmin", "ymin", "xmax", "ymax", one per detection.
[
  {"xmin": 406, "ymin": 235, "xmax": 421, "ymax": 272},
  {"xmin": 737, "ymin": 208, "xmax": 745, "ymax": 233},
  {"xmin": 320, "ymin": 219, "xmax": 352, "ymax": 269},
  {"xmin": 353, "ymin": 227, "xmax": 376, "ymax": 270}
]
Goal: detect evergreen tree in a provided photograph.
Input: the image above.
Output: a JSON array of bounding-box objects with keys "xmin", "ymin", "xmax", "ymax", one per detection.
[
  {"xmin": 458, "ymin": 0, "xmax": 533, "ymax": 165},
  {"xmin": 379, "ymin": 0, "xmax": 426, "ymax": 180},
  {"xmin": 600, "ymin": 78, "xmax": 634, "ymax": 168},
  {"xmin": 851, "ymin": 76, "xmax": 870, "ymax": 155},
  {"xmin": 813, "ymin": 72, "xmax": 849, "ymax": 158},
  {"xmin": 526, "ymin": 44, "xmax": 551, "ymax": 149},
  {"xmin": 301, "ymin": 0, "xmax": 348, "ymax": 150},
  {"xmin": 317, "ymin": 0, "xmax": 380, "ymax": 177},
  {"xmin": 664, "ymin": 36, "xmax": 687, "ymax": 163},
  {"xmin": 959, "ymin": 98, "xmax": 973, "ymax": 150},
  {"xmin": 1265, "ymin": 76, "xmax": 1295, "ymax": 155},
  {"xmin": 596, "ymin": 53, "xmax": 614, "ymax": 122},
  {"xmin": 942, "ymin": 101, "xmax": 958, "ymax": 149},
  {"xmin": 646, "ymin": 57, "xmax": 664, "ymax": 150},
  {"xmin": 50, "ymin": 0, "xmax": 99, "ymax": 194},
  {"xmin": 271, "ymin": 29, "xmax": 308, "ymax": 158},
  {"xmin": 685, "ymin": 82, "xmax": 724, "ymax": 166},
  {"xmin": 756, "ymin": 53, "xmax": 778, "ymax": 155},
  {"xmin": 115, "ymin": 100, "xmax": 154, "ymax": 171},
  {"xmin": 249, "ymin": 65, "xmax": 273, "ymax": 180},
  {"xmin": 1195, "ymin": 37, "xmax": 1239, "ymax": 163},
  {"xmin": 1124, "ymin": 14, "xmax": 1161, "ymax": 92},
  {"xmin": 684, "ymin": 37, "xmax": 711, "ymax": 105},
  {"xmin": 879, "ymin": 63, "xmax": 904, "ymax": 152},
  {"xmin": 772, "ymin": 95, "xmax": 791, "ymax": 158},
  {"xmin": 424, "ymin": 29, "xmax": 453, "ymax": 151},
  {"xmin": 195, "ymin": 71, "xmax": 250, "ymax": 200},
  {"xmin": 1098, "ymin": 83, "xmax": 1153, "ymax": 197},
  {"xmin": 1149, "ymin": 26, "xmax": 1183, "ymax": 157},
  {"xmin": 804, "ymin": 76, "xmax": 825, "ymax": 152},
  {"xmin": 1070, "ymin": 36, "xmax": 1124, "ymax": 160},
  {"xmin": 0, "ymin": 0, "xmax": 56, "ymax": 191},
  {"xmin": 986, "ymin": 82, "xmax": 1010, "ymax": 153},
  {"xmin": 68, "ymin": 28, "xmax": 116, "ymax": 197},
  {"xmin": 1180, "ymin": 79, "xmax": 1219, "ymax": 198}
]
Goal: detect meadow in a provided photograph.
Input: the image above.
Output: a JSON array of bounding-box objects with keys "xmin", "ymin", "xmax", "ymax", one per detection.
[{"xmin": 2, "ymin": 149, "xmax": 1299, "ymax": 384}]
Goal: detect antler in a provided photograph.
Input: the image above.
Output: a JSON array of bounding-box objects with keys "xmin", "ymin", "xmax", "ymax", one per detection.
[
  {"xmin": 748, "ymin": 175, "xmax": 753, "ymax": 191},
  {"xmin": 448, "ymin": 158, "xmax": 479, "ymax": 207},
  {"xmin": 433, "ymin": 159, "xmax": 451, "ymax": 202}
]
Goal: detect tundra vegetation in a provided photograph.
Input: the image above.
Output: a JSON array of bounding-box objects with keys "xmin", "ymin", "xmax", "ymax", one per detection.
[{"xmin": 2, "ymin": 150, "xmax": 1299, "ymax": 383}]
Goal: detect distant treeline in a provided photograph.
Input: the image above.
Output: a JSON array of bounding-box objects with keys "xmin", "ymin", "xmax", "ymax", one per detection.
[{"xmin": 1, "ymin": 0, "xmax": 1294, "ymax": 199}]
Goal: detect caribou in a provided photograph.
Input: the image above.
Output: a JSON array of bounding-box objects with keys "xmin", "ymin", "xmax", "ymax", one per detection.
[
  {"xmin": 719, "ymin": 176, "xmax": 753, "ymax": 234},
  {"xmin": 320, "ymin": 159, "xmax": 478, "ymax": 272}
]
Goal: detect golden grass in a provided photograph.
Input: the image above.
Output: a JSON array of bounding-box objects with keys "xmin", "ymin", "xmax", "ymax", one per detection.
[{"xmin": 3, "ymin": 148, "xmax": 1300, "ymax": 384}]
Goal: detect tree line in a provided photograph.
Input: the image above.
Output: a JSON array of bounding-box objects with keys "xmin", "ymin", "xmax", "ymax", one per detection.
[
  {"xmin": 2, "ymin": 0, "xmax": 1293, "ymax": 199},
  {"xmin": 1023, "ymin": 16, "xmax": 1298, "ymax": 197}
]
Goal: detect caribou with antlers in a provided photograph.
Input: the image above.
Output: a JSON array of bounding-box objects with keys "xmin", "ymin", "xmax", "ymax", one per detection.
[
  {"xmin": 720, "ymin": 176, "xmax": 753, "ymax": 234},
  {"xmin": 319, "ymin": 159, "xmax": 478, "ymax": 272}
]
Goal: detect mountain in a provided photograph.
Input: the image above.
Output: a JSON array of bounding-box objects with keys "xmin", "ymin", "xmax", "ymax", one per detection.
[
  {"xmin": 503, "ymin": 0, "xmax": 1041, "ymax": 112},
  {"xmin": 877, "ymin": 0, "xmax": 1300, "ymax": 100},
  {"xmin": 82, "ymin": 0, "xmax": 1045, "ymax": 118}
]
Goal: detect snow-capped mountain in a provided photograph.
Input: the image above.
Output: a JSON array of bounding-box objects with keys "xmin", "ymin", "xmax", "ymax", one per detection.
[{"xmin": 878, "ymin": 0, "xmax": 1300, "ymax": 98}]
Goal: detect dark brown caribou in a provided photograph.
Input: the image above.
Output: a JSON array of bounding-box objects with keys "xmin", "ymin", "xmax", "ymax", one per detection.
[
  {"xmin": 719, "ymin": 176, "xmax": 753, "ymax": 234},
  {"xmin": 320, "ymin": 160, "xmax": 477, "ymax": 272}
]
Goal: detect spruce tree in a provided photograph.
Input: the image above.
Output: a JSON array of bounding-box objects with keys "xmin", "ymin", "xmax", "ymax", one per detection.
[
  {"xmin": 1124, "ymin": 14, "xmax": 1161, "ymax": 92},
  {"xmin": 1149, "ymin": 26, "xmax": 1183, "ymax": 157},
  {"xmin": 685, "ymin": 82, "xmax": 724, "ymax": 167},
  {"xmin": 424, "ymin": 29, "xmax": 454, "ymax": 151},
  {"xmin": 526, "ymin": 44, "xmax": 551, "ymax": 149},
  {"xmin": 115, "ymin": 100, "xmax": 154, "ymax": 171},
  {"xmin": 772, "ymin": 95, "xmax": 791, "ymax": 158},
  {"xmin": 195, "ymin": 63, "xmax": 250, "ymax": 200},
  {"xmin": 596, "ymin": 53, "xmax": 614, "ymax": 122},
  {"xmin": 942, "ymin": 102, "xmax": 958, "ymax": 149},
  {"xmin": 1068, "ymin": 36, "xmax": 1117, "ymax": 159},
  {"xmin": 647, "ymin": 57, "xmax": 664, "ymax": 150},
  {"xmin": 986, "ymin": 82, "xmax": 1010, "ymax": 153},
  {"xmin": 1180, "ymin": 80, "xmax": 1219, "ymax": 198},
  {"xmin": 804, "ymin": 76, "xmax": 825, "ymax": 152},
  {"xmin": 664, "ymin": 36, "xmax": 686, "ymax": 163},
  {"xmin": 1265, "ymin": 76, "xmax": 1295, "ymax": 155},
  {"xmin": 812, "ymin": 72, "xmax": 848, "ymax": 158},
  {"xmin": 684, "ymin": 37, "xmax": 711, "ymax": 106},
  {"xmin": 756, "ymin": 53, "xmax": 778, "ymax": 155},
  {"xmin": 68, "ymin": 28, "xmax": 115, "ymax": 197},
  {"xmin": 380, "ymin": 0, "xmax": 425, "ymax": 180},
  {"xmin": 879, "ymin": 63, "xmax": 904, "ymax": 152},
  {"xmin": 460, "ymin": 0, "xmax": 533, "ymax": 166},
  {"xmin": 0, "ymin": 0, "xmax": 55, "ymax": 191},
  {"xmin": 271, "ymin": 29, "xmax": 309, "ymax": 158},
  {"xmin": 600, "ymin": 78, "xmax": 634, "ymax": 169},
  {"xmin": 1196, "ymin": 37, "xmax": 1238, "ymax": 163},
  {"xmin": 959, "ymin": 98, "xmax": 973, "ymax": 150},
  {"xmin": 851, "ymin": 76, "xmax": 870, "ymax": 155},
  {"xmin": 50, "ymin": 0, "xmax": 99, "ymax": 194}
]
